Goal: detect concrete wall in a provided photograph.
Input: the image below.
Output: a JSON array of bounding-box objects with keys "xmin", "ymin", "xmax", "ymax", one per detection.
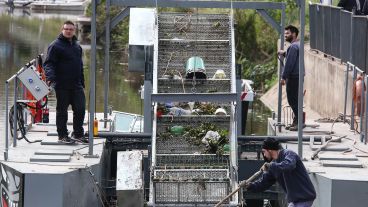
[{"xmin": 304, "ymin": 45, "xmax": 353, "ymax": 118}]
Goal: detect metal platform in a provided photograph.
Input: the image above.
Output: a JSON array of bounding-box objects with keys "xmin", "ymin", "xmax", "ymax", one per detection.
[{"xmin": 0, "ymin": 111, "xmax": 108, "ymax": 207}]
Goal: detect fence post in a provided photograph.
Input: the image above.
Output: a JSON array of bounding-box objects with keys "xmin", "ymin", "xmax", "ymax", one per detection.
[
  {"xmin": 360, "ymin": 72, "xmax": 365, "ymax": 142},
  {"xmin": 365, "ymin": 75, "xmax": 368, "ymax": 144},
  {"xmin": 350, "ymin": 66, "xmax": 357, "ymax": 130},
  {"xmin": 343, "ymin": 64, "xmax": 349, "ymax": 123}
]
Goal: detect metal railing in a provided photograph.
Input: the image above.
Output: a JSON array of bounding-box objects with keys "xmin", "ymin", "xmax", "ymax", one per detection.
[
  {"xmin": 4, "ymin": 56, "xmax": 42, "ymax": 161},
  {"xmin": 342, "ymin": 62, "xmax": 367, "ymax": 143},
  {"xmin": 309, "ymin": 3, "xmax": 368, "ymax": 72}
]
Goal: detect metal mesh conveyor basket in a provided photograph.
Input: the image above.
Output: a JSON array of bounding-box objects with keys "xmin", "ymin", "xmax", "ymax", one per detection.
[
  {"xmin": 154, "ymin": 181, "xmax": 230, "ymax": 203},
  {"xmin": 157, "ymin": 115, "xmax": 231, "ymax": 131},
  {"xmin": 156, "ymin": 115, "xmax": 230, "ymax": 153},
  {"xmin": 156, "ymin": 136, "xmax": 204, "ymax": 154},
  {"xmin": 157, "ymin": 79, "xmax": 231, "ymax": 93},
  {"xmin": 154, "ymin": 169, "xmax": 229, "ymax": 180},
  {"xmin": 158, "ymin": 13, "xmax": 231, "ymax": 40},
  {"xmin": 157, "ymin": 13, "xmax": 232, "ymax": 85},
  {"xmin": 155, "ymin": 154, "xmax": 229, "ymax": 168},
  {"xmin": 151, "ymin": 12, "xmax": 235, "ymax": 205}
]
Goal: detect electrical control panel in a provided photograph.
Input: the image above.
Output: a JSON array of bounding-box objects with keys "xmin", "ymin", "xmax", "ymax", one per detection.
[{"xmin": 18, "ymin": 66, "xmax": 50, "ymax": 101}]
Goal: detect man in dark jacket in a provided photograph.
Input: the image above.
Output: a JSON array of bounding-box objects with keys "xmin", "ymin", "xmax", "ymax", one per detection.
[
  {"xmin": 278, "ymin": 25, "xmax": 301, "ymax": 131},
  {"xmin": 240, "ymin": 138, "xmax": 316, "ymax": 207},
  {"xmin": 44, "ymin": 20, "xmax": 87, "ymax": 143}
]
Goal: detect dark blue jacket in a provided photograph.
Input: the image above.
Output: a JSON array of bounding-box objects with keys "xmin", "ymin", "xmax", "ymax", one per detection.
[
  {"xmin": 282, "ymin": 42, "xmax": 299, "ymax": 80},
  {"xmin": 44, "ymin": 34, "xmax": 84, "ymax": 90},
  {"xmin": 248, "ymin": 149, "xmax": 316, "ymax": 203}
]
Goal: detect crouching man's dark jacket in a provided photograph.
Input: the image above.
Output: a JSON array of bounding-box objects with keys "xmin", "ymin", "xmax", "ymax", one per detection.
[{"xmin": 247, "ymin": 149, "xmax": 316, "ymax": 203}]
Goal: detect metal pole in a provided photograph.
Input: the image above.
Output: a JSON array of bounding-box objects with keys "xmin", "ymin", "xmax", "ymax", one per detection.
[
  {"xmin": 350, "ymin": 67, "xmax": 357, "ymax": 130},
  {"xmin": 277, "ymin": 5, "xmax": 285, "ymax": 132},
  {"xmin": 343, "ymin": 64, "xmax": 349, "ymax": 123},
  {"xmin": 5, "ymin": 81, "xmax": 9, "ymax": 160},
  {"xmin": 298, "ymin": 0, "xmax": 306, "ymax": 158},
  {"xmin": 88, "ymin": 0, "xmax": 97, "ymax": 155},
  {"xmin": 360, "ymin": 74, "xmax": 365, "ymax": 142},
  {"xmin": 103, "ymin": 0, "xmax": 111, "ymax": 129},
  {"xmin": 365, "ymin": 75, "xmax": 368, "ymax": 144},
  {"xmin": 13, "ymin": 77, "xmax": 18, "ymax": 147}
]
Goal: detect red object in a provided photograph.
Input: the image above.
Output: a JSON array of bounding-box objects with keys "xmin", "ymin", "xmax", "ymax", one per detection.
[
  {"xmin": 241, "ymin": 92, "xmax": 247, "ymax": 100},
  {"xmin": 156, "ymin": 110, "xmax": 163, "ymax": 118},
  {"xmin": 34, "ymin": 101, "xmax": 43, "ymax": 123}
]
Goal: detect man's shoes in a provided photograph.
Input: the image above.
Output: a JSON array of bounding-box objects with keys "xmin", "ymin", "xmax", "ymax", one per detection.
[
  {"xmin": 72, "ymin": 133, "xmax": 89, "ymax": 143},
  {"xmin": 286, "ymin": 122, "xmax": 297, "ymax": 130},
  {"xmin": 289, "ymin": 124, "xmax": 306, "ymax": 131},
  {"xmin": 58, "ymin": 136, "xmax": 76, "ymax": 144},
  {"xmin": 75, "ymin": 137, "xmax": 89, "ymax": 144}
]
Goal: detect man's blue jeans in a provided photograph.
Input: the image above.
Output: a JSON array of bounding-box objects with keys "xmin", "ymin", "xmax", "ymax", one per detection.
[{"xmin": 288, "ymin": 200, "xmax": 314, "ymax": 207}]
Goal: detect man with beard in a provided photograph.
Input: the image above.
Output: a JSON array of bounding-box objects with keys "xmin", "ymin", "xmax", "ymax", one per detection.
[
  {"xmin": 278, "ymin": 25, "xmax": 301, "ymax": 131},
  {"xmin": 239, "ymin": 138, "xmax": 316, "ymax": 207}
]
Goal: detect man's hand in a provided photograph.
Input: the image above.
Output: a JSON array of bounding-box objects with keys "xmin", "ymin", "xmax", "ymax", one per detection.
[
  {"xmin": 239, "ymin": 180, "xmax": 250, "ymax": 189},
  {"xmin": 261, "ymin": 163, "xmax": 271, "ymax": 172},
  {"xmin": 277, "ymin": 50, "xmax": 286, "ymax": 56},
  {"xmin": 280, "ymin": 79, "xmax": 286, "ymax": 86}
]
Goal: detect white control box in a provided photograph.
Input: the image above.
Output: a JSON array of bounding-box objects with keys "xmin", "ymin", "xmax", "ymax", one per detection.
[{"xmin": 18, "ymin": 66, "xmax": 50, "ymax": 101}]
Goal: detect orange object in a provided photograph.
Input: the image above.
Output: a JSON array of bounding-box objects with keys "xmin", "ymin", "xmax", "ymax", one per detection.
[{"xmin": 93, "ymin": 118, "xmax": 98, "ymax": 136}]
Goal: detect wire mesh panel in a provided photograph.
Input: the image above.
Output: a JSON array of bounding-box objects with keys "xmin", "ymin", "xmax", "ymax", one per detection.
[
  {"xmin": 157, "ymin": 79, "xmax": 231, "ymax": 93},
  {"xmin": 158, "ymin": 13, "xmax": 231, "ymax": 40},
  {"xmin": 154, "ymin": 181, "xmax": 229, "ymax": 203},
  {"xmin": 156, "ymin": 136, "xmax": 205, "ymax": 154},
  {"xmin": 157, "ymin": 115, "xmax": 231, "ymax": 130},
  {"xmin": 157, "ymin": 12, "xmax": 232, "ymax": 92},
  {"xmin": 340, "ymin": 10, "xmax": 352, "ymax": 62},
  {"xmin": 157, "ymin": 40, "xmax": 231, "ymax": 78},
  {"xmin": 154, "ymin": 169, "xmax": 229, "ymax": 180},
  {"xmin": 309, "ymin": 4, "xmax": 317, "ymax": 49},
  {"xmin": 330, "ymin": 6, "xmax": 341, "ymax": 58},
  {"xmin": 351, "ymin": 16, "xmax": 368, "ymax": 72},
  {"xmin": 155, "ymin": 154, "xmax": 229, "ymax": 168}
]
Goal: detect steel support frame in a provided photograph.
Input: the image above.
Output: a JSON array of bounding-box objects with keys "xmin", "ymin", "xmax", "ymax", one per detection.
[
  {"xmin": 298, "ymin": 0, "xmax": 306, "ymax": 158},
  {"xmin": 89, "ymin": 0, "xmax": 305, "ymax": 203},
  {"xmin": 88, "ymin": 0, "xmax": 97, "ymax": 156}
]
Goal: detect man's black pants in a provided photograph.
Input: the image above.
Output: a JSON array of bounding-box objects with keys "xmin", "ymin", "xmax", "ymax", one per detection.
[
  {"xmin": 55, "ymin": 88, "xmax": 85, "ymax": 138},
  {"xmin": 286, "ymin": 77, "xmax": 299, "ymax": 123}
]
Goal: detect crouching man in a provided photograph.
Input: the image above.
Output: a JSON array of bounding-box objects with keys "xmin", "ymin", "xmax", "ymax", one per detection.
[{"xmin": 240, "ymin": 138, "xmax": 316, "ymax": 207}]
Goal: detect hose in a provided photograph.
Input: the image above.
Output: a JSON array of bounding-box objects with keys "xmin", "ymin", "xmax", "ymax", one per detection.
[{"xmin": 9, "ymin": 103, "xmax": 42, "ymax": 143}]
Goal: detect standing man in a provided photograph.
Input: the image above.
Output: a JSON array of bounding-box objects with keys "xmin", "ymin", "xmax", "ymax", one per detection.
[
  {"xmin": 240, "ymin": 138, "xmax": 316, "ymax": 207},
  {"xmin": 278, "ymin": 25, "xmax": 300, "ymax": 131},
  {"xmin": 44, "ymin": 20, "xmax": 88, "ymax": 143}
]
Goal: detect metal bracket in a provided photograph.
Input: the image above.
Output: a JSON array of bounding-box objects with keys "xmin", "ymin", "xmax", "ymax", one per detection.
[
  {"xmin": 111, "ymin": 7, "xmax": 131, "ymax": 30},
  {"xmin": 256, "ymin": 9, "xmax": 282, "ymax": 34}
]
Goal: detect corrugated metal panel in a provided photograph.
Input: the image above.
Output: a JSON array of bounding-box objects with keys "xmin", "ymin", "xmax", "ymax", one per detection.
[
  {"xmin": 351, "ymin": 16, "xmax": 367, "ymax": 72},
  {"xmin": 309, "ymin": 4, "xmax": 317, "ymax": 49},
  {"xmin": 316, "ymin": 5, "xmax": 324, "ymax": 52},
  {"xmin": 340, "ymin": 10, "xmax": 352, "ymax": 62},
  {"xmin": 330, "ymin": 7, "xmax": 341, "ymax": 58},
  {"xmin": 322, "ymin": 6, "xmax": 332, "ymax": 55}
]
